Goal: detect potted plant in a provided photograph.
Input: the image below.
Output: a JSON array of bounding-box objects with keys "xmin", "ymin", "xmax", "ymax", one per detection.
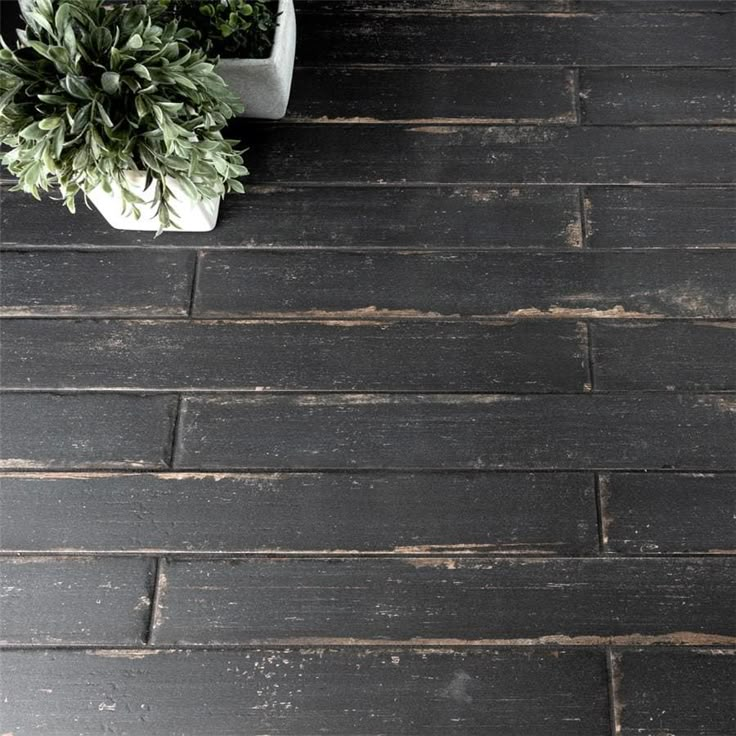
[
  {"xmin": 152, "ymin": 0, "xmax": 296, "ymax": 119},
  {"xmin": 0, "ymin": 0, "xmax": 247, "ymax": 232}
]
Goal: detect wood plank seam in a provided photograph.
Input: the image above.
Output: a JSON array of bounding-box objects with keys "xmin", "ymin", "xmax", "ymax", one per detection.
[
  {"xmin": 607, "ymin": 648, "xmax": 622, "ymax": 736},
  {"xmin": 146, "ymin": 558, "xmax": 168, "ymax": 646}
]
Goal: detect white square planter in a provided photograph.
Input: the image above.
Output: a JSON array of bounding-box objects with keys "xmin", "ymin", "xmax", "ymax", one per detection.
[
  {"xmin": 88, "ymin": 171, "xmax": 220, "ymax": 232},
  {"xmin": 217, "ymin": 0, "xmax": 297, "ymax": 119}
]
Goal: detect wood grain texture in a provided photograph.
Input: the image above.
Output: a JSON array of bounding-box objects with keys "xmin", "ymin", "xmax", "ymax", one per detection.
[
  {"xmin": 293, "ymin": 11, "xmax": 733, "ymax": 66},
  {"xmin": 0, "ymin": 393, "xmax": 177, "ymax": 469},
  {"xmin": 0, "ymin": 185, "xmax": 583, "ymax": 250},
  {"xmin": 295, "ymin": 1, "xmax": 734, "ymax": 12},
  {"xmin": 0, "ymin": 471, "xmax": 597, "ymax": 554},
  {"xmin": 0, "ymin": 250, "xmax": 195, "ymax": 316},
  {"xmin": 580, "ymin": 68, "xmax": 736, "ymax": 124},
  {"xmin": 287, "ymin": 67, "xmax": 576, "ymax": 123},
  {"xmin": 600, "ymin": 473, "xmax": 736, "ymax": 554},
  {"xmin": 194, "ymin": 250, "xmax": 736, "ymax": 319},
  {"xmin": 237, "ymin": 124, "xmax": 735, "ymax": 185},
  {"xmin": 615, "ymin": 649, "xmax": 736, "ymax": 736},
  {"xmin": 0, "ymin": 557, "xmax": 154, "ymax": 645},
  {"xmin": 0, "ymin": 648, "xmax": 611, "ymax": 736},
  {"xmin": 0, "ymin": 319, "xmax": 588, "ymax": 392},
  {"xmin": 175, "ymin": 394, "xmax": 736, "ymax": 471},
  {"xmin": 154, "ymin": 557, "xmax": 736, "ymax": 645},
  {"xmin": 584, "ymin": 187, "xmax": 736, "ymax": 249},
  {"xmin": 591, "ymin": 322, "xmax": 736, "ymax": 391}
]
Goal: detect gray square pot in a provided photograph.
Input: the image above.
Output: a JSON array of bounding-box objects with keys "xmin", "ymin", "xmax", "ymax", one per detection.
[{"xmin": 216, "ymin": 0, "xmax": 297, "ymax": 119}]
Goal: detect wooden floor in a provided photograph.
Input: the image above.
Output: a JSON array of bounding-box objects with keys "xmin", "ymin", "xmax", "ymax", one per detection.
[{"xmin": 1, "ymin": 0, "xmax": 735, "ymax": 733}]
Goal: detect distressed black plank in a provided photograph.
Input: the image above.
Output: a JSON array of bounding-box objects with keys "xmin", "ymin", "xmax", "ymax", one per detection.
[
  {"xmin": 591, "ymin": 322, "xmax": 736, "ymax": 391},
  {"xmin": 294, "ymin": 12, "xmax": 733, "ymax": 66},
  {"xmin": 175, "ymin": 394, "xmax": 736, "ymax": 470},
  {"xmin": 194, "ymin": 251, "xmax": 736, "ymax": 319},
  {"xmin": 0, "ymin": 250, "xmax": 195, "ymax": 316},
  {"xmin": 585, "ymin": 186, "xmax": 736, "ymax": 249},
  {"xmin": 287, "ymin": 67, "xmax": 576, "ymax": 123},
  {"xmin": 615, "ymin": 649, "xmax": 736, "ymax": 736},
  {"xmin": 237, "ymin": 124, "xmax": 735, "ymax": 185},
  {"xmin": 0, "ymin": 471, "xmax": 597, "ymax": 554},
  {"xmin": 0, "ymin": 648, "xmax": 611, "ymax": 736},
  {"xmin": 296, "ymin": 1, "xmax": 733, "ymax": 12},
  {"xmin": 0, "ymin": 557, "xmax": 154, "ymax": 645},
  {"xmin": 0, "ymin": 393, "xmax": 177, "ymax": 469},
  {"xmin": 0, "ymin": 185, "xmax": 583, "ymax": 250},
  {"xmin": 155, "ymin": 557, "xmax": 736, "ymax": 645},
  {"xmin": 580, "ymin": 68, "xmax": 736, "ymax": 124},
  {"xmin": 601, "ymin": 473, "xmax": 736, "ymax": 554},
  {"xmin": 0, "ymin": 319, "xmax": 588, "ymax": 392}
]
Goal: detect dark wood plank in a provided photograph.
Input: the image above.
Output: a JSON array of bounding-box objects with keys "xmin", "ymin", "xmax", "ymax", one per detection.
[
  {"xmin": 581, "ymin": 68, "xmax": 736, "ymax": 124},
  {"xmin": 615, "ymin": 649, "xmax": 736, "ymax": 736},
  {"xmin": 194, "ymin": 251, "xmax": 736, "ymax": 319},
  {"xmin": 0, "ymin": 393, "xmax": 177, "ymax": 469},
  {"xmin": 0, "ymin": 185, "xmax": 583, "ymax": 250},
  {"xmin": 296, "ymin": 1, "xmax": 733, "ymax": 12},
  {"xmin": 175, "ymin": 394, "xmax": 736, "ymax": 470},
  {"xmin": 601, "ymin": 472, "xmax": 736, "ymax": 554},
  {"xmin": 591, "ymin": 322, "xmax": 736, "ymax": 391},
  {"xmin": 237, "ymin": 124, "xmax": 735, "ymax": 185},
  {"xmin": 155, "ymin": 557, "xmax": 736, "ymax": 645},
  {"xmin": 293, "ymin": 11, "xmax": 733, "ymax": 66},
  {"xmin": 0, "ymin": 557, "xmax": 154, "ymax": 645},
  {"xmin": 287, "ymin": 67, "xmax": 576, "ymax": 123},
  {"xmin": 0, "ymin": 319, "xmax": 588, "ymax": 392},
  {"xmin": 0, "ymin": 250, "xmax": 195, "ymax": 316},
  {"xmin": 0, "ymin": 471, "xmax": 597, "ymax": 554},
  {"xmin": 585, "ymin": 187, "xmax": 736, "ymax": 249},
  {"xmin": 0, "ymin": 648, "xmax": 611, "ymax": 736}
]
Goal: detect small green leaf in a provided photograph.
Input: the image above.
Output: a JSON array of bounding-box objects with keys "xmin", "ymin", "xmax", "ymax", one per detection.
[
  {"xmin": 125, "ymin": 34, "xmax": 143, "ymax": 50},
  {"xmin": 62, "ymin": 74, "xmax": 93, "ymax": 100},
  {"xmin": 38, "ymin": 116, "xmax": 62, "ymax": 130},
  {"xmin": 101, "ymin": 71, "xmax": 120, "ymax": 94}
]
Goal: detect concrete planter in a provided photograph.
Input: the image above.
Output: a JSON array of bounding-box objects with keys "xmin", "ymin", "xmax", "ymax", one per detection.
[
  {"xmin": 89, "ymin": 171, "xmax": 220, "ymax": 232},
  {"xmin": 216, "ymin": 0, "xmax": 296, "ymax": 119}
]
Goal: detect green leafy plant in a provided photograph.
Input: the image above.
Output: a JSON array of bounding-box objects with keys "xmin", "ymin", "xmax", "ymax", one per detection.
[
  {"xmin": 152, "ymin": 0, "xmax": 278, "ymax": 58},
  {"xmin": 0, "ymin": 0, "xmax": 248, "ymax": 229}
]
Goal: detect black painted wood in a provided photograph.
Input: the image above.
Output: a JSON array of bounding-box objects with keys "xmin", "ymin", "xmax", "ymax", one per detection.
[
  {"xmin": 0, "ymin": 557, "xmax": 154, "ymax": 645},
  {"xmin": 0, "ymin": 471, "xmax": 597, "ymax": 554},
  {"xmin": 584, "ymin": 187, "xmax": 736, "ymax": 249},
  {"xmin": 237, "ymin": 124, "xmax": 735, "ymax": 185},
  {"xmin": 0, "ymin": 185, "xmax": 583, "ymax": 250},
  {"xmin": 293, "ymin": 11, "xmax": 733, "ymax": 66},
  {"xmin": 615, "ymin": 649, "xmax": 736, "ymax": 736},
  {"xmin": 0, "ymin": 393, "xmax": 177, "ymax": 469},
  {"xmin": 194, "ymin": 251, "xmax": 736, "ymax": 319},
  {"xmin": 287, "ymin": 67, "xmax": 576, "ymax": 123},
  {"xmin": 580, "ymin": 68, "xmax": 736, "ymax": 124},
  {"xmin": 591, "ymin": 321, "xmax": 736, "ymax": 391},
  {"xmin": 175, "ymin": 394, "xmax": 736, "ymax": 471},
  {"xmin": 600, "ymin": 473, "xmax": 736, "ymax": 554},
  {"xmin": 0, "ymin": 250, "xmax": 195, "ymax": 316},
  {"xmin": 0, "ymin": 319, "xmax": 588, "ymax": 392},
  {"xmin": 0, "ymin": 648, "xmax": 611, "ymax": 736},
  {"xmin": 155, "ymin": 557, "xmax": 736, "ymax": 644}
]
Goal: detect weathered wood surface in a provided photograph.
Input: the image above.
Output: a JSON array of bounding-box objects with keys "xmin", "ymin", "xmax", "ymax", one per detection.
[
  {"xmin": 175, "ymin": 394, "xmax": 736, "ymax": 471},
  {"xmin": 0, "ymin": 648, "xmax": 611, "ymax": 735},
  {"xmin": 153, "ymin": 557, "xmax": 736, "ymax": 645},
  {"xmin": 591, "ymin": 321, "xmax": 736, "ymax": 391},
  {"xmin": 0, "ymin": 319, "xmax": 588, "ymax": 392},
  {"xmin": 0, "ymin": 250, "xmax": 195, "ymax": 316},
  {"xmin": 0, "ymin": 557, "xmax": 154, "ymax": 645},
  {"xmin": 194, "ymin": 250, "xmax": 736, "ymax": 318},
  {"xmin": 580, "ymin": 68, "xmax": 736, "ymax": 124},
  {"xmin": 287, "ymin": 68, "xmax": 576, "ymax": 123},
  {"xmin": 0, "ymin": 471, "xmax": 597, "ymax": 554},
  {"xmin": 600, "ymin": 473, "xmax": 736, "ymax": 554},
  {"xmin": 615, "ymin": 649, "xmax": 736, "ymax": 736},
  {"xmin": 238, "ymin": 124, "xmax": 735, "ymax": 185},
  {"xmin": 584, "ymin": 186, "xmax": 736, "ymax": 249},
  {"xmin": 0, "ymin": 393, "xmax": 177, "ymax": 469}
]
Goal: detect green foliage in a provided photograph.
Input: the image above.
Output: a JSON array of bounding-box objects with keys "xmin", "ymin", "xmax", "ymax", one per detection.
[
  {"xmin": 0, "ymin": 0, "xmax": 248, "ymax": 230},
  {"xmin": 152, "ymin": 0, "xmax": 278, "ymax": 58}
]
